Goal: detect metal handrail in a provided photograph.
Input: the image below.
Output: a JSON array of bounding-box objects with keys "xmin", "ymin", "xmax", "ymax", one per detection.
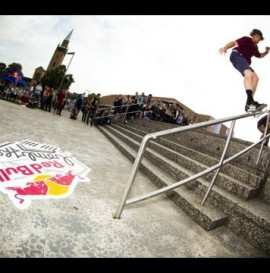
[
  {"xmin": 97, "ymin": 103, "xmax": 141, "ymax": 112},
  {"xmin": 92, "ymin": 103, "xmax": 142, "ymax": 123},
  {"xmin": 92, "ymin": 110, "xmax": 142, "ymax": 120},
  {"xmin": 113, "ymin": 109, "xmax": 270, "ymax": 219}
]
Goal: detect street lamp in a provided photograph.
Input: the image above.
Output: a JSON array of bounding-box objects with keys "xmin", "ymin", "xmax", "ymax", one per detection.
[{"xmin": 58, "ymin": 51, "xmax": 75, "ymax": 92}]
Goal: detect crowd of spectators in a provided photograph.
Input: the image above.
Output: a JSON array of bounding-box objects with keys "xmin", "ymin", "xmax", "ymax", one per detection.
[
  {"xmin": 111, "ymin": 92, "xmax": 190, "ymax": 126},
  {"xmin": 0, "ymin": 81, "xmax": 69, "ymax": 116},
  {"xmin": 0, "ymin": 82, "xmax": 190, "ymax": 127}
]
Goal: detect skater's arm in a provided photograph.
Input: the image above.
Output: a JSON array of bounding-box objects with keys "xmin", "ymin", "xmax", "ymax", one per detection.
[
  {"xmin": 259, "ymin": 46, "xmax": 270, "ymax": 58},
  {"xmin": 219, "ymin": 41, "xmax": 237, "ymax": 55}
]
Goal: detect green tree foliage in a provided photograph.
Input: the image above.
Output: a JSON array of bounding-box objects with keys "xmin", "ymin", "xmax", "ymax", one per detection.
[
  {"xmin": 88, "ymin": 93, "xmax": 96, "ymax": 101},
  {"xmin": 66, "ymin": 92, "xmax": 96, "ymax": 102},
  {"xmin": 41, "ymin": 65, "xmax": 74, "ymax": 90},
  {"xmin": 67, "ymin": 92, "xmax": 79, "ymax": 101},
  {"xmin": 0, "ymin": 62, "xmax": 23, "ymax": 77},
  {"xmin": 0, "ymin": 62, "xmax": 7, "ymax": 77}
]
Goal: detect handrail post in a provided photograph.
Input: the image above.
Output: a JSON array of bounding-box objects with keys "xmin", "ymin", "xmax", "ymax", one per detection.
[
  {"xmin": 110, "ymin": 106, "xmax": 113, "ymax": 117},
  {"xmin": 123, "ymin": 104, "xmax": 130, "ymax": 124},
  {"xmin": 113, "ymin": 135, "xmax": 151, "ymax": 219},
  {"xmin": 256, "ymin": 110, "xmax": 270, "ymax": 165},
  {"xmin": 201, "ymin": 120, "xmax": 236, "ymax": 205}
]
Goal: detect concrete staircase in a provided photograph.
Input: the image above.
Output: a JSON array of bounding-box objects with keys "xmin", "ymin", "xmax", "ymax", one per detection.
[{"xmin": 97, "ymin": 118, "xmax": 270, "ymax": 256}]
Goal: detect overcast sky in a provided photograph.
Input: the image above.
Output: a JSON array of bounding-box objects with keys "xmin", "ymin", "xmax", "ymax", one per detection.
[{"xmin": 1, "ymin": 15, "xmax": 270, "ymax": 143}]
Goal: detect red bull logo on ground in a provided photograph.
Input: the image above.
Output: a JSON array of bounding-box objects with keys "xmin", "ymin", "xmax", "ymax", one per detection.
[{"xmin": 0, "ymin": 140, "xmax": 91, "ymax": 209}]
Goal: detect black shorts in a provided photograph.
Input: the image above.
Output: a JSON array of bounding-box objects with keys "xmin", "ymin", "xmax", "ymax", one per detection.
[{"xmin": 230, "ymin": 51, "xmax": 254, "ymax": 76}]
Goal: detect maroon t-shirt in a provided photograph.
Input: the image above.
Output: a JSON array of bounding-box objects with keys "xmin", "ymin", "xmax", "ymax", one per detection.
[
  {"xmin": 234, "ymin": 36, "xmax": 261, "ymax": 64},
  {"xmin": 57, "ymin": 91, "xmax": 66, "ymax": 105}
]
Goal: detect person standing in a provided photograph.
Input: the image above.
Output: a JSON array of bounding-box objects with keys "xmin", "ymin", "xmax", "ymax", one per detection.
[
  {"xmin": 219, "ymin": 29, "xmax": 270, "ymax": 112},
  {"xmin": 56, "ymin": 89, "xmax": 66, "ymax": 116},
  {"xmin": 82, "ymin": 98, "xmax": 91, "ymax": 123},
  {"xmin": 33, "ymin": 82, "xmax": 43, "ymax": 107},
  {"xmin": 86, "ymin": 93, "xmax": 101, "ymax": 126},
  {"xmin": 70, "ymin": 94, "xmax": 84, "ymax": 120}
]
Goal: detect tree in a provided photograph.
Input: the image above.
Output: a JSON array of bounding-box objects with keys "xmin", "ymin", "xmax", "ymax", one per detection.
[
  {"xmin": 67, "ymin": 92, "xmax": 79, "ymax": 101},
  {"xmin": 88, "ymin": 93, "xmax": 96, "ymax": 101},
  {"xmin": 41, "ymin": 65, "xmax": 74, "ymax": 90},
  {"xmin": 0, "ymin": 62, "xmax": 25, "ymax": 87},
  {"xmin": 2, "ymin": 63, "xmax": 23, "ymax": 76},
  {"xmin": 0, "ymin": 62, "xmax": 6, "ymax": 77}
]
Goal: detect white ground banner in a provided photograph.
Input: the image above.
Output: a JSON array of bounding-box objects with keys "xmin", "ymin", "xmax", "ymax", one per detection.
[{"xmin": 0, "ymin": 140, "xmax": 91, "ymax": 209}]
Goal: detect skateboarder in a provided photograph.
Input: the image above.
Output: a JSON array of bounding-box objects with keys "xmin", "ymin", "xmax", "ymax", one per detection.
[{"xmin": 219, "ymin": 29, "xmax": 270, "ymax": 112}]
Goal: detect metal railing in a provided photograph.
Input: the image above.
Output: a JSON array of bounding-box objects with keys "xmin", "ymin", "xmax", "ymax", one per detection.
[
  {"xmin": 113, "ymin": 109, "xmax": 270, "ymax": 219},
  {"xmin": 92, "ymin": 103, "xmax": 143, "ymax": 124}
]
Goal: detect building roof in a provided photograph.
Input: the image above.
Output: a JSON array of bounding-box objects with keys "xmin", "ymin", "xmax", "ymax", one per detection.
[{"xmin": 35, "ymin": 66, "xmax": 45, "ymax": 71}]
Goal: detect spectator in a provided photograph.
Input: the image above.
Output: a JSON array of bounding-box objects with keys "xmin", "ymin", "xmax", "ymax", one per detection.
[{"xmin": 86, "ymin": 93, "xmax": 101, "ymax": 126}]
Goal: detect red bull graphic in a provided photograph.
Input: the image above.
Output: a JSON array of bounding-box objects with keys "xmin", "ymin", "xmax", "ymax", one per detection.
[{"xmin": 0, "ymin": 140, "xmax": 90, "ymax": 209}]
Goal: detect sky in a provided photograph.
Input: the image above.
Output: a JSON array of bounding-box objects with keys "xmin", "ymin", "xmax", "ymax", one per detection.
[{"xmin": 1, "ymin": 15, "xmax": 270, "ymax": 143}]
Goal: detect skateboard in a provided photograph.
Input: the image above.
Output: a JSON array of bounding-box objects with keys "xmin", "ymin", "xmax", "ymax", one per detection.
[
  {"xmin": 255, "ymin": 104, "xmax": 268, "ymax": 112},
  {"xmin": 246, "ymin": 104, "xmax": 267, "ymax": 118},
  {"xmin": 253, "ymin": 105, "xmax": 268, "ymax": 118},
  {"xmin": 246, "ymin": 103, "xmax": 267, "ymax": 113}
]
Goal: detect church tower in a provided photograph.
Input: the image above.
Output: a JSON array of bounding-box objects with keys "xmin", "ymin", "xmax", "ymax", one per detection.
[
  {"xmin": 30, "ymin": 30, "xmax": 73, "ymax": 87},
  {"xmin": 46, "ymin": 29, "xmax": 73, "ymax": 71}
]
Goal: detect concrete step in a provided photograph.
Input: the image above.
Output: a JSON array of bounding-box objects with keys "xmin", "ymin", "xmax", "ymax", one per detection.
[
  {"xmin": 98, "ymin": 125, "xmax": 227, "ymax": 231},
  {"xmin": 101, "ymin": 124, "xmax": 250, "ymax": 214},
  {"xmin": 225, "ymin": 198, "xmax": 270, "ymax": 256},
  {"xmin": 100, "ymin": 121, "xmax": 270, "ymax": 255},
  {"xmin": 110, "ymin": 123, "xmax": 259, "ymax": 200},
  {"xmin": 116, "ymin": 122, "xmax": 263, "ymax": 190},
  {"xmin": 120, "ymin": 121, "xmax": 266, "ymax": 187},
  {"xmin": 124, "ymin": 118, "xmax": 270, "ymax": 175}
]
